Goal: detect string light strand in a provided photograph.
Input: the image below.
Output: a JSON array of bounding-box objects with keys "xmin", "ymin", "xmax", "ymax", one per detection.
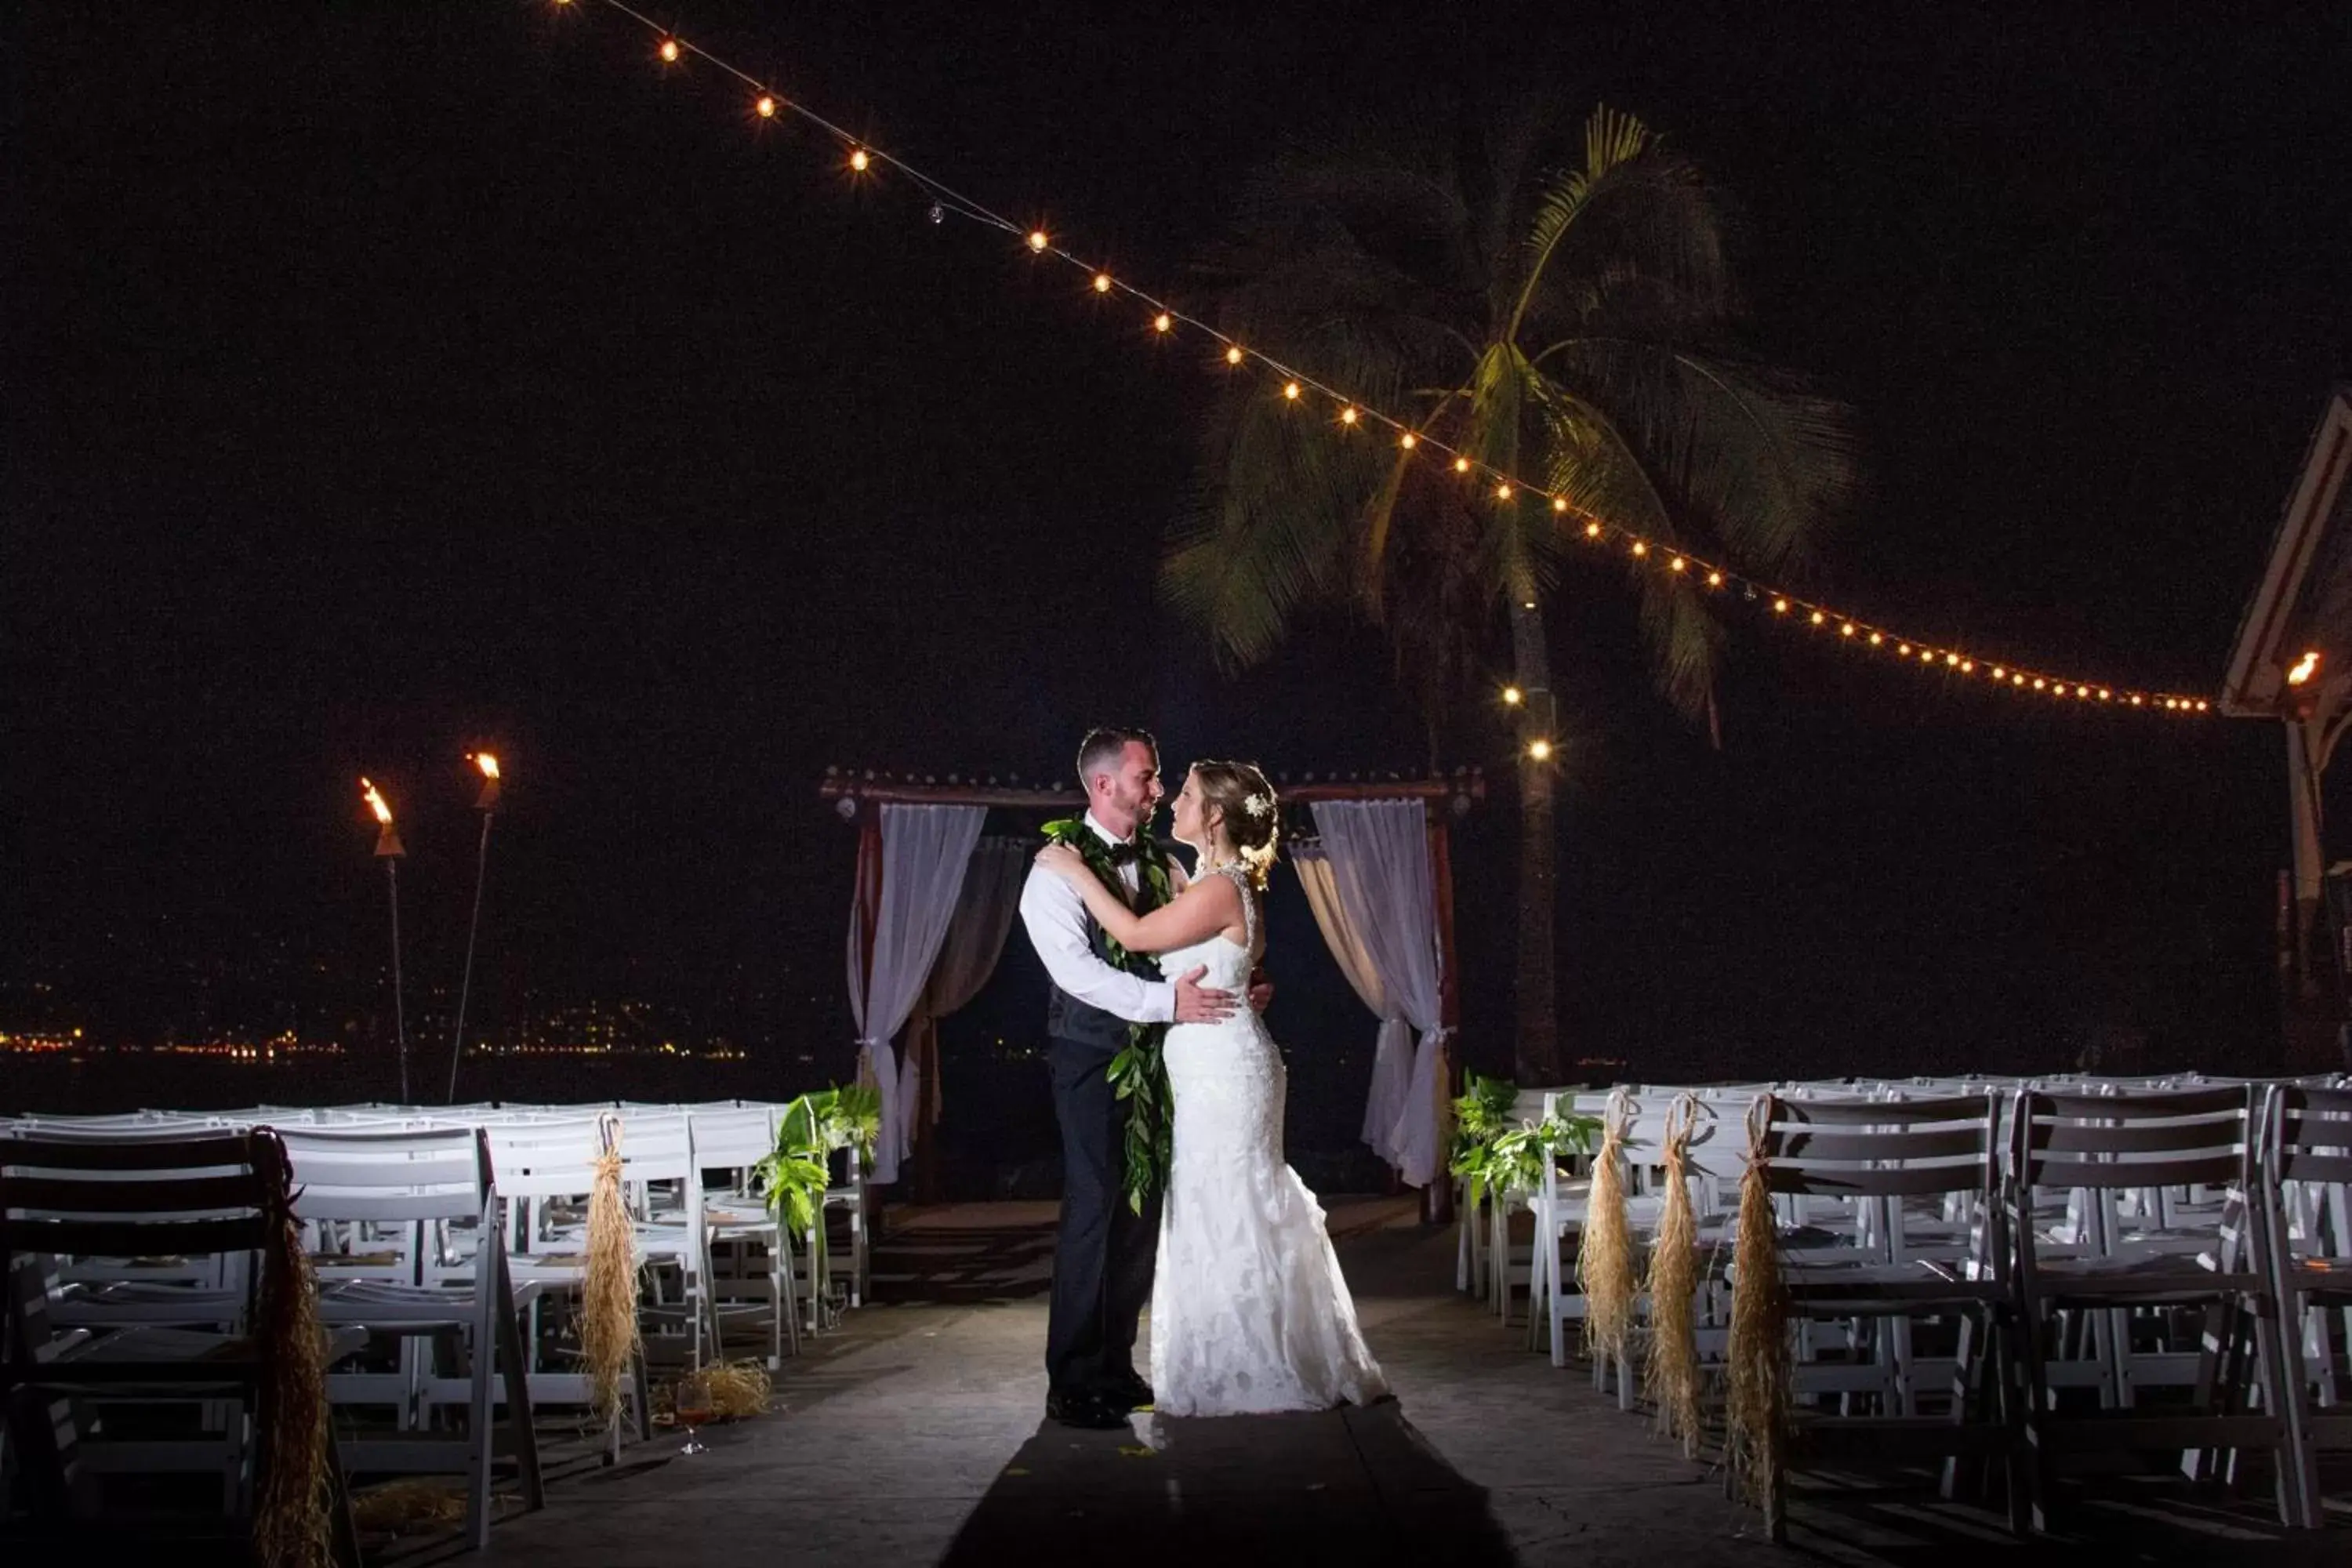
[{"xmin": 556, "ymin": 0, "xmax": 2215, "ymax": 719}]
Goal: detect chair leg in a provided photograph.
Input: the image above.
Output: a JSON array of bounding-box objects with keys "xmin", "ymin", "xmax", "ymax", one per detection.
[
  {"xmin": 2249, "ymin": 1301, "xmax": 2318, "ymax": 1529},
  {"xmin": 466, "ymin": 1321, "xmax": 495, "ymax": 1549},
  {"xmin": 2016, "ymin": 1293, "xmax": 2059, "ymax": 1534},
  {"xmin": 326, "ymin": 1432, "xmax": 364, "ymax": 1568},
  {"xmin": 493, "ymin": 1298, "xmax": 545, "ymax": 1512}
]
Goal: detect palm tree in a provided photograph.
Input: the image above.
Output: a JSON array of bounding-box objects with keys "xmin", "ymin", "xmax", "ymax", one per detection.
[{"xmin": 1167, "ymin": 102, "xmax": 1857, "ymax": 1086}]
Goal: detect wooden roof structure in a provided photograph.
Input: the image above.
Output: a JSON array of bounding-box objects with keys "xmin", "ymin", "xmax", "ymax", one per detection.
[
  {"xmin": 2220, "ymin": 385, "xmax": 2352, "ymax": 1065},
  {"xmin": 2222, "ymin": 384, "xmax": 2352, "ymax": 741}
]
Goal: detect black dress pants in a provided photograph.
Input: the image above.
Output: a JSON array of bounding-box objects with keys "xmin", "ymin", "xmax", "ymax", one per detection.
[{"xmin": 1044, "ymin": 1034, "xmax": 1162, "ymax": 1396}]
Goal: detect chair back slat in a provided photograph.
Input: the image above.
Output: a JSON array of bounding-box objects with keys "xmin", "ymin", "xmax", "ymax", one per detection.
[
  {"xmin": 279, "ymin": 1127, "xmax": 490, "ymax": 1225},
  {"xmin": 2, "ymin": 1132, "xmax": 259, "ymax": 1171},
  {"xmin": 1761, "ymin": 1094, "xmax": 1998, "ymax": 1203},
  {"xmin": 2270, "ymin": 1088, "xmax": 2352, "ymax": 1185}
]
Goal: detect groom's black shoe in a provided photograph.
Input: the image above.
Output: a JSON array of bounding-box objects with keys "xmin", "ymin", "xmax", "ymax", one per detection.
[
  {"xmin": 1046, "ymin": 1389, "xmax": 1130, "ymax": 1431},
  {"xmin": 1104, "ymin": 1371, "xmax": 1155, "ymax": 1411}
]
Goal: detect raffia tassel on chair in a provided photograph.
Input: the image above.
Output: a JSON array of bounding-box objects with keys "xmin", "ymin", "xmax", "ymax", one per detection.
[
  {"xmin": 1723, "ymin": 1094, "xmax": 1791, "ymax": 1524},
  {"xmin": 1576, "ymin": 1092, "xmax": 1636, "ymax": 1366},
  {"xmin": 1642, "ymin": 1094, "xmax": 1704, "ymax": 1457},
  {"xmin": 581, "ymin": 1112, "xmax": 643, "ymax": 1435},
  {"xmin": 251, "ymin": 1128, "xmax": 334, "ymax": 1568}
]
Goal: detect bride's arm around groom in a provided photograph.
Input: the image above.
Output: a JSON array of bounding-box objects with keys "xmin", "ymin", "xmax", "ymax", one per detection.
[
  {"xmin": 1034, "ymin": 845, "xmax": 1245, "ymax": 960},
  {"xmin": 1016, "ymin": 854, "xmax": 1236, "ymax": 1025}
]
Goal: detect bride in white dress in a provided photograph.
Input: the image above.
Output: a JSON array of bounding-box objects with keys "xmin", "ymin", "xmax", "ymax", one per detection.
[{"xmin": 1036, "ymin": 760, "xmax": 1389, "ymax": 1417}]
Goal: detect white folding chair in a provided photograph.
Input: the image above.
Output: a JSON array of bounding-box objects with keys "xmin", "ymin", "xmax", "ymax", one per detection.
[{"xmin": 281, "ymin": 1124, "xmax": 546, "ymax": 1549}]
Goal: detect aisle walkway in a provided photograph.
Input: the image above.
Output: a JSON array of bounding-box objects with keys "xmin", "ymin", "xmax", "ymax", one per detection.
[{"xmin": 450, "ymin": 1200, "xmax": 2339, "ymax": 1567}]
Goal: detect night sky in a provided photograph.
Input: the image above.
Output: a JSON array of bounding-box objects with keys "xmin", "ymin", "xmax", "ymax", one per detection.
[{"xmin": 8, "ymin": 4, "xmax": 2350, "ymax": 1091}]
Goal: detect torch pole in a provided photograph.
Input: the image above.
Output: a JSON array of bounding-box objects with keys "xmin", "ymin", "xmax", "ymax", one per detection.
[
  {"xmin": 387, "ymin": 855, "xmax": 409, "ymax": 1103},
  {"xmin": 446, "ymin": 809, "xmax": 494, "ymax": 1104}
]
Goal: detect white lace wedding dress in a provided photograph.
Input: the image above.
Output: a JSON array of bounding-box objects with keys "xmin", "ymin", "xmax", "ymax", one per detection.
[{"xmin": 1148, "ymin": 863, "xmax": 1390, "ymax": 1417}]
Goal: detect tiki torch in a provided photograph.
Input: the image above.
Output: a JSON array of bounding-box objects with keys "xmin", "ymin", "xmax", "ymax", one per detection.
[
  {"xmin": 361, "ymin": 777, "xmax": 410, "ymax": 1102},
  {"xmin": 445, "ymin": 750, "xmax": 501, "ymax": 1104}
]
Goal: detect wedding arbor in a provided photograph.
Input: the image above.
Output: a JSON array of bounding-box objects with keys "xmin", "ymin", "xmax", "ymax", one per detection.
[{"xmin": 820, "ymin": 766, "xmax": 1484, "ymax": 1213}]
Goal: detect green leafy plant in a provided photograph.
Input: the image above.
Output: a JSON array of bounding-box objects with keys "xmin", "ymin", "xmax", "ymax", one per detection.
[
  {"xmin": 1448, "ymin": 1071, "xmax": 1602, "ymax": 1210},
  {"xmin": 756, "ymin": 1083, "xmax": 882, "ymax": 1235}
]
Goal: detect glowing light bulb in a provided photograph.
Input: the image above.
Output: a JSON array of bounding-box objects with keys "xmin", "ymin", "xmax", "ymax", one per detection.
[
  {"xmin": 1706, "ymin": 570, "xmax": 1723, "ymax": 587},
  {"xmin": 1945, "ymin": 652, "xmax": 1960, "ymax": 666},
  {"xmin": 1502, "ymin": 685, "xmax": 1524, "ymax": 706},
  {"xmin": 1340, "ymin": 406, "xmax": 1359, "ymax": 425},
  {"xmin": 756, "ymin": 95, "xmax": 776, "ymax": 118},
  {"xmin": 1453, "ymin": 457, "xmax": 1472, "ymax": 474},
  {"xmin": 1227, "ymin": 346, "xmax": 1245, "ymax": 366},
  {"xmin": 1961, "ymin": 660, "xmax": 1974, "ymax": 673},
  {"xmin": 1496, "ymin": 483, "xmax": 1514, "ymax": 501},
  {"xmin": 2075, "ymin": 685, "xmax": 2089, "ymax": 698},
  {"xmin": 1027, "ymin": 230, "xmax": 1049, "ymax": 252},
  {"xmin": 1283, "ymin": 381, "xmax": 1301, "ymax": 401},
  {"xmin": 850, "ymin": 147, "xmax": 870, "ymax": 172},
  {"xmin": 1808, "ymin": 609, "xmax": 1824, "ymax": 626},
  {"xmin": 1092, "ymin": 272, "xmax": 1112, "ymax": 293},
  {"xmin": 1586, "ymin": 522, "xmax": 1603, "ymax": 539},
  {"xmin": 1773, "ymin": 597, "xmax": 1790, "ymax": 614},
  {"xmin": 1630, "ymin": 539, "xmax": 1647, "ymax": 557},
  {"xmin": 1152, "ymin": 312, "xmax": 1173, "ymax": 332},
  {"xmin": 1869, "ymin": 632, "xmax": 1883, "ymax": 647},
  {"xmin": 1839, "ymin": 621, "xmax": 1854, "ymax": 636},
  {"xmin": 1398, "ymin": 430, "xmax": 1416, "ymax": 448},
  {"xmin": 1552, "ymin": 498, "xmax": 1570, "ymax": 514},
  {"xmin": 1526, "ymin": 739, "xmax": 1554, "ymax": 762},
  {"xmin": 2130, "ymin": 695, "xmax": 2144, "ymax": 706},
  {"xmin": 2013, "ymin": 673, "xmax": 2026, "ymax": 686},
  {"xmin": 1670, "ymin": 556, "xmax": 1687, "ymax": 573},
  {"xmin": 2195, "ymin": 699, "xmax": 2209, "ymax": 712},
  {"xmin": 2097, "ymin": 688, "xmax": 2111, "ymax": 701},
  {"xmin": 659, "ymin": 38, "xmax": 681, "ymax": 62},
  {"xmin": 1991, "ymin": 666, "xmax": 2006, "ymax": 680},
  {"xmin": 1898, "ymin": 643, "xmax": 1911, "ymax": 656}
]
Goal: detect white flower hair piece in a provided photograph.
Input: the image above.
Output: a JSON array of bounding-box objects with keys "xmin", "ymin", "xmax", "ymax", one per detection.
[{"xmin": 1241, "ymin": 791, "xmax": 1275, "ymax": 820}]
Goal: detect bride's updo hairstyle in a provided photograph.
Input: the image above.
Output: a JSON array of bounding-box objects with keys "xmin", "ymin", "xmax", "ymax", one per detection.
[{"xmin": 1192, "ymin": 760, "xmax": 1280, "ymax": 890}]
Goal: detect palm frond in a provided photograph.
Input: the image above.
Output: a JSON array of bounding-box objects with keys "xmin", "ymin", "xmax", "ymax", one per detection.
[
  {"xmin": 1163, "ymin": 384, "xmax": 1385, "ymax": 669},
  {"xmin": 1515, "ymin": 108, "xmax": 1733, "ymax": 346}
]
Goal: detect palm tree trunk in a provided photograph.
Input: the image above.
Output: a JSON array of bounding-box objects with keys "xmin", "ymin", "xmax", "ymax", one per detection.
[{"xmin": 1507, "ymin": 599, "xmax": 1563, "ymax": 1086}]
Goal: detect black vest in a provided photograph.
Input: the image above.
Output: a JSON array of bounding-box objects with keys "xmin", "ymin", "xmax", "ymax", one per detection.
[{"xmin": 1047, "ymin": 880, "xmax": 1162, "ymax": 1055}]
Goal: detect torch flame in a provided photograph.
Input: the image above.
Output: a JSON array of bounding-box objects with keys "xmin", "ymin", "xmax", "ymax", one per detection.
[
  {"xmin": 2286, "ymin": 649, "xmax": 2321, "ymax": 687},
  {"xmin": 361, "ymin": 779, "xmax": 393, "ymax": 826},
  {"xmin": 473, "ymin": 752, "xmax": 501, "ymax": 780}
]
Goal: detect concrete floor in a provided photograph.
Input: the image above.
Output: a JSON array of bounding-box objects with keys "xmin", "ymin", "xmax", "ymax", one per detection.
[{"xmin": 410, "ymin": 1199, "xmax": 2343, "ymax": 1567}]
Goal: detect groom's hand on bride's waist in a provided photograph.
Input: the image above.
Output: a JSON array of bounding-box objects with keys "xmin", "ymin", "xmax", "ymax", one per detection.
[
  {"xmin": 1172, "ymin": 965, "xmax": 1238, "ymax": 1024},
  {"xmin": 1247, "ymin": 968, "xmax": 1273, "ymax": 1014}
]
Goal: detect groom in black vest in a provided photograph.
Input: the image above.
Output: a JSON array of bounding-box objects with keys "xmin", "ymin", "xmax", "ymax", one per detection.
[{"xmin": 1017, "ymin": 727, "xmax": 1255, "ymax": 1429}]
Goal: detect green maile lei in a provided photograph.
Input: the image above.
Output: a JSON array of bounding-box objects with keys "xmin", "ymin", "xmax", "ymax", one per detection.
[{"xmin": 1040, "ymin": 817, "xmax": 1174, "ymax": 1215}]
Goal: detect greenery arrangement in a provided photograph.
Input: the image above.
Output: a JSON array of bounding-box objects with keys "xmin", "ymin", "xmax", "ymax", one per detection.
[
  {"xmin": 1040, "ymin": 816, "xmax": 1177, "ymax": 1216},
  {"xmin": 1446, "ymin": 1071, "xmax": 1603, "ymax": 1210},
  {"xmin": 755, "ymin": 1083, "xmax": 882, "ymax": 1234}
]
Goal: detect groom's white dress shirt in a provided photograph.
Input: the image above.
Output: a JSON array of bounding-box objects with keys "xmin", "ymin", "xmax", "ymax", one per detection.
[{"xmin": 1018, "ymin": 811, "xmax": 1178, "ymax": 1025}]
